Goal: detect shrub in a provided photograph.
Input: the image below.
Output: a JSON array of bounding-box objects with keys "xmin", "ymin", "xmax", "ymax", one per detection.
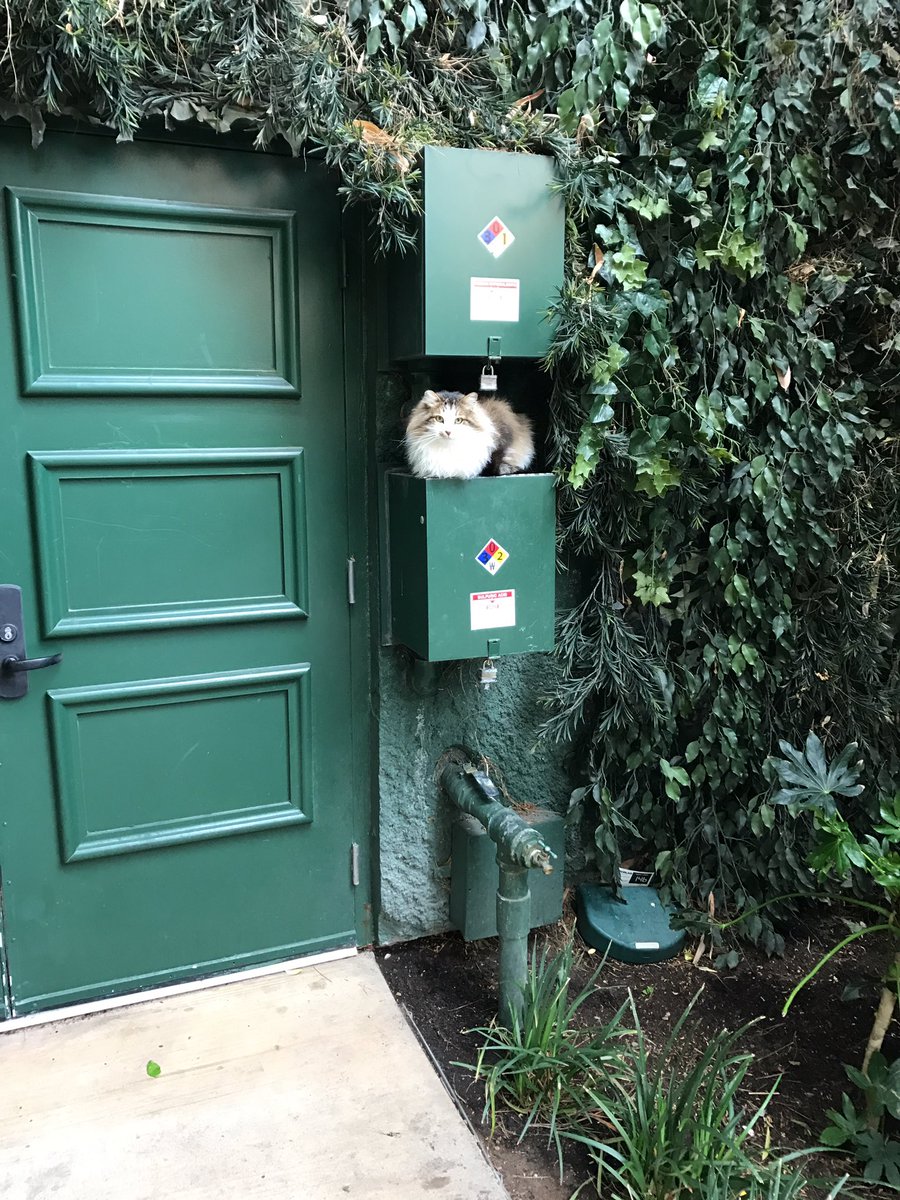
[
  {"xmin": 538, "ymin": 0, "xmax": 900, "ymax": 946},
  {"xmin": 466, "ymin": 939, "xmax": 631, "ymax": 1174},
  {"xmin": 771, "ymin": 732, "xmax": 900, "ymax": 1186},
  {"xmin": 566, "ymin": 991, "xmax": 782, "ymax": 1199}
]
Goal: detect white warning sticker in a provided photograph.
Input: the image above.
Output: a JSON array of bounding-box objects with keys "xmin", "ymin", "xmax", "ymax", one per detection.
[
  {"xmin": 470, "ymin": 277, "xmax": 520, "ymax": 323},
  {"xmin": 470, "ymin": 589, "xmax": 516, "ymax": 631}
]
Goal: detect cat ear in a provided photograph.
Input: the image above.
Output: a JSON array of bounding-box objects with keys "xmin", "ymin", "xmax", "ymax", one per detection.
[
  {"xmin": 462, "ymin": 392, "xmax": 480, "ymax": 405},
  {"xmin": 421, "ymin": 390, "xmax": 442, "ymax": 407}
]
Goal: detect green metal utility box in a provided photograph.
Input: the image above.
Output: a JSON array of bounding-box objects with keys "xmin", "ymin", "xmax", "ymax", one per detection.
[
  {"xmin": 390, "ymin": 147, "xmax": 564, "ymax": 361},
  {"xmin": 450, "ymin": 809, "xmax": 565, "ymax": 941},
  {"xmin": 386, "ymin": 472, "xmax": 556, "ymax": 662}
]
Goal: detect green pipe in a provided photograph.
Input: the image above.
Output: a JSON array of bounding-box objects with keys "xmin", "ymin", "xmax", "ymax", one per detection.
[
  {"xmin": 497, "ymin": 861, "xmax": 531, "ymax": 1029},
  {"xmin": 440, "ymin": 761, "xmax": 554, "ymax": 1027}
]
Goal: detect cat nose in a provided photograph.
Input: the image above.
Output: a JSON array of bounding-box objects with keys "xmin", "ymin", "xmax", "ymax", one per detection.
[{"xmin": 442, "ymin": 430, "xmax": 452, "ymax": 437}]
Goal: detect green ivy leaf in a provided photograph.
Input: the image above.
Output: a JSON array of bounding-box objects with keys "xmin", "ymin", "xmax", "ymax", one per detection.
[
  {"xmin": 698, "ymin": 130, "xmax": 722, "ymax": 150},
  {"xmin": 612, "ymin": 79, "xmax": 630, "ymax": 109},
  {"xmin": 696, "ymin": 75, "xmax": 729, "ymax": 115},
  {"xmin": 786, "ymin": 282, "xmax": 805, "ymax": 315}
]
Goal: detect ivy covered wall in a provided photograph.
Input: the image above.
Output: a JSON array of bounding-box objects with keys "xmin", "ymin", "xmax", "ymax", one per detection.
[{"xmin": 3, "ymin": 0, "xmax": 899, "ymax": 951}]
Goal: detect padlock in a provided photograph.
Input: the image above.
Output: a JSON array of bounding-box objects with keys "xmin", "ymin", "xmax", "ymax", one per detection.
[
  {"xmin": 479, "ymin": 658, "xmax": 498, "ymax": 690},
  {"xmin": 479, "ymin": 364, "xmax": 498, "ymax": 393}
]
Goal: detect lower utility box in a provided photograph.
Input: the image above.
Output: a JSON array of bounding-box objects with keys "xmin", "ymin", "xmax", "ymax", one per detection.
[
  {"xmin": 449, "ymin": 809, "xmax": 565, "ymax": 941},
  {"xmin": 386, "ymin": 473, "xmax": 556, "ymax": 662}
]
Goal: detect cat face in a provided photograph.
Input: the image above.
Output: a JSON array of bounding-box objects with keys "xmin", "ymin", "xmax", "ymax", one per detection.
[
  {"xmin": 406, "ymin": 391, "xmax": 493, "ymax": 443},
  {"xmin": 404, "ymin": 389, "xmax": 499, "ymax": 479}
]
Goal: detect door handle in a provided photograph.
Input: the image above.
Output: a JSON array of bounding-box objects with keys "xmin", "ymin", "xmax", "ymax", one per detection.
[
  {"xmin": 0, "ymin": 584, "xmax": 62, "ymax": 700},
  {"xmin": 2, "ymin": 653, "xmax": 63, "ymax": 674}
]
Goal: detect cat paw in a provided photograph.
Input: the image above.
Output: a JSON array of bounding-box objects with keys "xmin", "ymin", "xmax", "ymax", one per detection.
[{"xmin": 497, "ymin": 464, "xmax": 517, "ymax": 475}]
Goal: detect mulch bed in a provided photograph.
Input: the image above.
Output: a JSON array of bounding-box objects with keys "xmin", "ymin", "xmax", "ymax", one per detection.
[{"xmin": 376, "ymin": 902, "xmax": 896, "ymax": 1199}]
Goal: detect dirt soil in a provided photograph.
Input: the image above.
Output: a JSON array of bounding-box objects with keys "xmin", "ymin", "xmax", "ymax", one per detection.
[{"xmin": 376, "ymin": 903, "xmax": 897, "ymax": 1200}]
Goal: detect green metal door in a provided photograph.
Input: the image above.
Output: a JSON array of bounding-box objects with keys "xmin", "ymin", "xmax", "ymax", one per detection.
[{"xmin": 0, "ymin": 128, "xmax": 361, "ymax": 1016}]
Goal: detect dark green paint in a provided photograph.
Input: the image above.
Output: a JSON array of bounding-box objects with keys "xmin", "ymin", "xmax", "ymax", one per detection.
[
  {"xmin": 449, "ymin": 810, "xmax": 565, "ymax": 941},
  {"xmin": 372, "ymin": 364, "xmax": 574, "ymax": 946},
  {"xmin": 386, "ymin": 472, "xmax": 556, "ymax": 662},
  {"xmin": 440, "ymin": 761, "xmax": 554, "ymax": 1026},
  {"xmin": 0, "ymin": 129, "xmax": 361, "ymax": 1016},
  {"xmin": 50, "ymin": 666, "xmax": 312, "ymax": 862},
  {"xmin": 389, "ymin": 147, "xmax": 564, "ymax": 361},
  {"xmin": 497, "ymin": 861, "xmax": 531, "ymax": 1028},
  {"xmin": 340, "ymin": 210, "xmax": 377, "ymax": 949}
]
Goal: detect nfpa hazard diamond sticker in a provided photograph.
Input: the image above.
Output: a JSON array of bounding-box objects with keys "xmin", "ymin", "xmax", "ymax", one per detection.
[
  {"xmin": 476, "ymin": 538, "xmax": 510, "ymax": 575},
  {"xmin": 477, "ymin": 216, "xmax": 516, "ymax": 260}
]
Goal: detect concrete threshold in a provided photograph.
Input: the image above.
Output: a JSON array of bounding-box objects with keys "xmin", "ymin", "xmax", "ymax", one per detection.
[{"xmin": 0, "ymin": 951, "xmax": 508, "ymax": 1200}]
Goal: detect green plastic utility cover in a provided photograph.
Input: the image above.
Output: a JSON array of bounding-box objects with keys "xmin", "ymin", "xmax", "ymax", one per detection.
[{"xmin": 576, "ymin": 884, "xmax": 685, "ymax": 964}]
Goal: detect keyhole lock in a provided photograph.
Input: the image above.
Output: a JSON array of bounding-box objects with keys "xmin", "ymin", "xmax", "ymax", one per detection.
[{"xmin": 0, "ymin": 584, "xmax": 63, "ymax": 700}]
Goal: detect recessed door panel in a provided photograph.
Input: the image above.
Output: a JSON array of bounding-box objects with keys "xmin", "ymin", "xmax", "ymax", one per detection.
[
  {"xmin": 7, "ymin": 188, "xmax": 299, "ymax": 395},
  {"xmin": 50, "ymin": 665, "xmax": 312, "ymax": 862},
  {"xmin": 30, "ymin": 450, "xmax": 308, "ymax": 635}
]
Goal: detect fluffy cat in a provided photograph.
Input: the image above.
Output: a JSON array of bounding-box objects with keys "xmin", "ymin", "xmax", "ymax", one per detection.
[{"xmin": 404, "ymin": 390, "xmax": 534, "ymax": 480}]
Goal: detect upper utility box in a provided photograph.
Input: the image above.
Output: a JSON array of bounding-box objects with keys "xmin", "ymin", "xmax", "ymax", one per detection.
[
  {"xmin": 389, "ymin": 147, "xmax": 564, "ymax": 361},
  {"xmin": 386, "ymin": 472, "xmax": 556, "ymax": 662}
]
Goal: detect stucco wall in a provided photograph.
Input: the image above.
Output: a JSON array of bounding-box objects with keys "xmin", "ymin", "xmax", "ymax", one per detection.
[{"xmin": 373, "ymin": 367, "xmax": 574, "ymax": 944}]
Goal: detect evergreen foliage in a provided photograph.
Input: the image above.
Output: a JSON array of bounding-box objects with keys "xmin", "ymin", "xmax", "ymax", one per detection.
[
  {"xmin": 0, "ymin": 0, "xmax": 554, "ymax": 251},
  {"xmin": 2, "ymin": 0, "xmax": 899, "ymax": 946},
  {"xmin": 537, "ymin": 0, "xmax": 900, "ymax": 950}
]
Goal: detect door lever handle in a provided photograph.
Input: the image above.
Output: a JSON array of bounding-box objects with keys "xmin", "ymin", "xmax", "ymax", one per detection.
[
  {"xmin": 2, "ymin": 653, "xmax": 63, "ymax": 673},
  {"xmin": 0, "ymin": 586, "xmax": 61, "ymax": 699}
]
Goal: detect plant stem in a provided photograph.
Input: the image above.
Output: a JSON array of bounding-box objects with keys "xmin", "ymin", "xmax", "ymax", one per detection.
[
  {"xmin": 781, "ymin": 924, "xmax": 894, "ymax": 1017},
  {"xmin": 861, "ymin": 922, "xmax": 900, "ymax": 1131},
  {"xmin": 864, "ymin": 915, "xmax": 900, "ymax": 1056},
  {"xmin": 862, "ymin": 978, "xmax": 897, "ymax": 1077}
]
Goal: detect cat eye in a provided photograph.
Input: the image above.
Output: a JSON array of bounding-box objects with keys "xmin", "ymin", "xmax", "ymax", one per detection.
[{"xmin": 455, "ymin": 417, "xmax": 464, "ymax": 424}]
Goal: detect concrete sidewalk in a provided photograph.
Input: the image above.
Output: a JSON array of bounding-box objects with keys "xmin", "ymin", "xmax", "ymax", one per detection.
[{"xmin": 0, "ymin": 951, "xmax": 508, "ymax": 1200}]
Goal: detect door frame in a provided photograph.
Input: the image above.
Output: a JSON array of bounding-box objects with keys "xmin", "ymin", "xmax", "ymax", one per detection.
[
  {"xmin": 0, "ymin": 121, "xmax": 377, "ymax": 1017},
  {"xmin": 0, "ymin": 894, "xmax": 11, "ymax": 1018},
  {"xmin": 341, "ymin": 204, "xmax": 377, "ymax": 947}
]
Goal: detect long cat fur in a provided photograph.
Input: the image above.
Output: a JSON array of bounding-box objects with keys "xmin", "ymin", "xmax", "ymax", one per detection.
[{"xmin": 404, "ymin": 390, "xmax": 534, "ymax": 480}]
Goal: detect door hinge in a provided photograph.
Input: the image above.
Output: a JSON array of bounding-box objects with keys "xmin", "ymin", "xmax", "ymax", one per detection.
[
  {"xmin": 351, "ymin": 842, "xmax": 360, "ymax": 887},
  {"xmin": 347, "ymin": 556, "xmax": 356, "ymax": 606}
]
